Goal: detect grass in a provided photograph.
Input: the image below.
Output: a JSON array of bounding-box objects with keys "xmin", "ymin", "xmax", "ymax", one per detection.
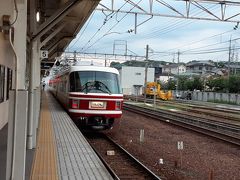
[{"xmin": 207, "ymin": 99, "xmax": 238, "ymax": 105}]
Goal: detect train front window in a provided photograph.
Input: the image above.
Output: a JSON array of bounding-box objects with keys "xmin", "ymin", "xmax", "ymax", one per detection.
[{"xmin": 69, "ymin": 71, "xmax": 121, "ymax": 94}]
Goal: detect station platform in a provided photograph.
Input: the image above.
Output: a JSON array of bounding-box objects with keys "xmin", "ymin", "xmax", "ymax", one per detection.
[
  {"xmin": 30, "ymin": 91, "xmax": 113, "ymax": 180},
  {"xmin": 0, "ymin": 91, "xmax": 113, "ymax": 180}
]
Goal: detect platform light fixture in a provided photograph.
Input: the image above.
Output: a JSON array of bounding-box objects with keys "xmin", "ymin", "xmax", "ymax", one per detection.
[{"xmin": 36, "ymin": 11, "xmax": 40, "ymax": 22}]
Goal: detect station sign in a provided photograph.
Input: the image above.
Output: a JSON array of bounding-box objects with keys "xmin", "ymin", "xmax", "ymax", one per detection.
[{"xmin": 40, "ymin": 50, "xmax": 48, "ymax": 59}]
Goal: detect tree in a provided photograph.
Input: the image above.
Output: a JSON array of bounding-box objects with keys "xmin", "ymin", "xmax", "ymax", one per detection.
[
  {"xmin": 192, "ymin": 77, "xmax": 204, "ymax": 91},
  {"xmin": 178, "ymin": 76, "xmax": 188, "ymax": 90},
  {"xmin": 228, "ymin": 75, "xmax": 240, "ymax": 93},
  {"xmin": 160, "ymin": 79, "xmax": 176, "ymax": 90},
  {"xmin": 167, "ymin": 79, "xmax": 176, "ymax": 90},
  {"xmin": 206, "ymin": 77, "xmax": 225, "ymax": 92},
  {"xmin": 177, "ymin": 76, "xmax": 203, "ymax": 91},
  {"xmin": 110, "ymin": 61, "xmax": 121, "ymax": 68}
]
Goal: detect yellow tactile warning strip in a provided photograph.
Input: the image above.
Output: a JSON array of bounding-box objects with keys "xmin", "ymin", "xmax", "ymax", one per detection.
[{"xmin": 30, "ymin": 92, "xmax": 58, "ymax": 180}]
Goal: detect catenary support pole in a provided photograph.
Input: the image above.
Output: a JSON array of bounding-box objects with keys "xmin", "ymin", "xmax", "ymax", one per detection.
[{"xmin": 144, "ymin": 44, "xmax": 149, "ymax": 104}]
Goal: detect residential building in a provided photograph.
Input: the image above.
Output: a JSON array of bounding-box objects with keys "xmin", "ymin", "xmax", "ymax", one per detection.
[
  {"xmin": 227, "ymin": 64, "xmax": 240, "ymax": 75},
  {"xmin": 162, "ymin": 63, "xmax": 186, "ymax": 75},
  {"xmin": 157, "ymin": 72, "xmax": 174, "ymax": 83},
  {"xmin": 186, "ymin": 60, "xmax": 215, "ymax": 74}
]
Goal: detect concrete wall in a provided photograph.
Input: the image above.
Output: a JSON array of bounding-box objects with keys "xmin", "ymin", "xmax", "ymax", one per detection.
[
  {"xmin": 120, "ymin": 66, "xmax": 155, "ymax": 95},
  {"xmin": 0, "ymin": 32, "xmax": 14, "ymax": 129},
  {"xmin": 0, "ymin": 0, "xmax": 13, "ymax": 27},
  {"xmin": 174, "ymin": 90, "xmax": 240, "ymax": 105}
]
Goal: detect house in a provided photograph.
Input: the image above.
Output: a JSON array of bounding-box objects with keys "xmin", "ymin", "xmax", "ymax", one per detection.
[
  {"xmin": 162, "ymin": 63, "xmax": 186, "ymax": 75},
  {"xmin": 226, "ymin": 64, "xmax": 240, "ymax": 75},
  {"xmin": 211, "ymin": 68, "xmax": 227, "ymax": 76},
  {"xmin": 186, "ymin": 60, "xmax": 216, "ymax": 74},
  {"xmin": 157, "ymin": 72, "xmax": 174, "ymax": 83}
]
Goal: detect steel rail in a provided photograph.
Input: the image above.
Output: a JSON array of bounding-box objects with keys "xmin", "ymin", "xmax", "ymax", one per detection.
[
  {"xmin": 124, "ymin": 104, "xmax": 240, "ymax": 146},
  {"xmin": 125, "ymin": 96, "xmax": 240, "ymax": 121},
  {"xmin": 124, "ymin": 100, "xmax": 240, "ymax": 133},
  {"xmin": 84, "ymin": 133, "xmax": 161, "ymax": 180}
]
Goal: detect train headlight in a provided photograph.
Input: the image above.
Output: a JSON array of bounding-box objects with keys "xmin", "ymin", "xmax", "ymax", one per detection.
[
  {"xmin": 72, "ymin": 99, "xmax": 79, "ymax": 109},
  {"xmin": 115, "ymin": 101, "xmax": 121, "ymax": 110}
]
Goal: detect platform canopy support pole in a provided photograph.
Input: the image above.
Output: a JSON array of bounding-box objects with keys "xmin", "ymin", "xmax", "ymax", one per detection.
[{"xmin": 5, "ymin": 0, "xmax": 28, "ymax": 180}]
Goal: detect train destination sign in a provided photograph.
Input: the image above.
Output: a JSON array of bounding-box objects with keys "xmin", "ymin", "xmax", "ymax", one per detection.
[{"xmin": 89, "ymin": 101, "xmax": 106, "ymax": 109}]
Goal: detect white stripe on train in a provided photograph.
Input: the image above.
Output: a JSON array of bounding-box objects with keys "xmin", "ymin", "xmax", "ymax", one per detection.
[
  {"xmin": 69, "ymin": 97, "xmax": 124, "ymax": 101},
  {"xmin": 69, "ymin": 109, "xmax": 122, "ymax": 114}
]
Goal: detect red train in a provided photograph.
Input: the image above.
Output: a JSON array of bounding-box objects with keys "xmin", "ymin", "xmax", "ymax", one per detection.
[{"xmin": 49, "ymin": 64, "xmax": 123, "ymax": 130}]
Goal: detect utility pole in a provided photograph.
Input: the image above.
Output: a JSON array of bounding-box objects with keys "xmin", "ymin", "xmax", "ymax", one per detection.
[
  {"xmin": 176, "ymin": 50, "xmax": 180, "ymax": 96},
  {"xmin": 105, "ymin": 54, "xmax": 107, "ymax": 67},
  {"xmin": 144, "ymin": 45, "xmax": 149, "ymax": 104},
  {"xmin": 228, "ymin": 37, "xmax": 232, "ymax": 93},
  {"xmin": 235, "ymin": 52, "xmax": 238, "ymax": 75}
]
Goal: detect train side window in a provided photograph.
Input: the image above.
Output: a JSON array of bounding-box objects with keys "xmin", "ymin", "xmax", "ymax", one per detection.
[
  {"xmin": 70, "ymin": 72, "xmax": 75, "ymax": 92},
  {"xmin": 0, "ymin": 65, "xmax": 5, "ymax": 103},
  {"xmin": 63, "ymin": 80, "xmax": 67, "ymax": 92}
]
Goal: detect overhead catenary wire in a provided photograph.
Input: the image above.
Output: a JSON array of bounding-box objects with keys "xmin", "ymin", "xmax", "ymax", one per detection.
[
  {"xmin": 183, "ymin": 47, "xmax": 240, "ymax": 55},
  {"xmin": 69, "ymin": 10, "xmax": 96, "ymax": 50},
  {"xmin": 81, "ymin": 0, "xmax": 144, "ymax": 52},
  {"xmin": 75, "ymin": 1, "xmax": 238, "ymax": 62},
  {"xmin": 144, "ymin": 29, "xmax": 239, "ymax": 61},
  {"xmin": 163, "ymin": 29, "xmax": 235, "ymax": 53},
  {"xmin": 88, "ymin": 3, "xmax": 219, "ymax": 55},
  {"xmin": 78, "ymin": 1, "xmax": 131, "ymax": 52},
  {"xmin": 151, "ymin": 36, "xmax": 240, "ymax": 55},
  {"xmin": 132, "ymin": 4, "xmax": 218, "ymax": 40},
  {"xmin": 80, "ymin": 2, "xmax": 223, "ymax": 56},
  {"xmin": 181, "ymin": 37, "xmax": 240, "ymax": 53}
]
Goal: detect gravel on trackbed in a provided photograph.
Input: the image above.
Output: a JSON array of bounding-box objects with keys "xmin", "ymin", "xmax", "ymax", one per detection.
[{"xmin": 106, "ymin": 110, "xmax": 240, "ymax": 180}]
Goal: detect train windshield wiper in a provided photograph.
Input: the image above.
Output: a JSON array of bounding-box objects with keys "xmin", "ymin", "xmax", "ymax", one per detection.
[
  {"xmin": 81, "ymin": 81, "xmax": 112, "ymax": 94},
  {"xmin": 81, "ymin": 82, "xmax": 92, "ymax": 94},
  {"xmin": 95, "ymin": 81, "xmax": 112, "ymax": 95}
]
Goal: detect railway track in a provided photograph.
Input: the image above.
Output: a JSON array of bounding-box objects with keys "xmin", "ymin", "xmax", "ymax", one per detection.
[
  {"xmin": 126, "ymin": 96, "xmax": 240, "ymax": 115},
  {"xmin": 124, "ymin": 103, "xmax": 240, "ymax": 146},
  {"xmin": 125, "ymin": 96, "xmax": 240, "ymax": 124},
  {"xmin": 175, "ymin": 99, "xmax": 240, "ymax": 114},
  {"xmin": 84, "ymin": 132, "xmax": 161, "ymax": 180}
]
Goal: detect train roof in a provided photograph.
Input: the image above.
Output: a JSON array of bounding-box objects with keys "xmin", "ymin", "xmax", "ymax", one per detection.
[
  {"xmin": 50, "ymin": 65, "xmax": 120, "ymax": 78},
  {"xmin": 70, "ymin": 65, "xmax": 119, "ymax": 74}
]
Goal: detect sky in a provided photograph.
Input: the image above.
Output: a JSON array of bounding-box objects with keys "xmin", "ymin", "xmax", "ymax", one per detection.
[{"xmin": 67, "ymin": 0, "xmax": 240, "ymax": 64}]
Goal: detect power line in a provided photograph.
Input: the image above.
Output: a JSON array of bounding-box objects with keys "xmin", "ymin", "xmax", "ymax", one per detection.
[
  {"xmin": 135, "ymin": 4, "xmax": 218, "ymax": 40},
  {"xmin": 81, "ymin": 0, "xmax": 144, "ymax": 52},
  {"xmin": 69, "ymin": 10, "xmax": 96, "ymax": 50},
  {"xmin": 84, "ymin": 0, "xmax": 202, "ymax": 52},
  {"xmin": 77, "ymin": 1, "xmax": 131, "ymax": 52},
  {"xmin": 183, "ymin": 47, "xmax": 240, "ymax": 55},
  {"xmin": 165, "ymin": 29, "xmax": 235, "ymax": 53},
  {"xmin": 181, "ymin": 37, "xmax": 240, "ymax": 53}
]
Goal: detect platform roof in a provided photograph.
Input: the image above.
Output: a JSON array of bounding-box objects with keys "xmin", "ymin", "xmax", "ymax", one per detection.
[{"xmin": 27, "ymin": 0, "xmax": 100, "ymax": 73}]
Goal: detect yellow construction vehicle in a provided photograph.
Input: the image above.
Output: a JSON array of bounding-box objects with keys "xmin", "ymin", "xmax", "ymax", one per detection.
[{"xmin": 144, "ymin": 82, "xmax": 172, "ymax": 100}]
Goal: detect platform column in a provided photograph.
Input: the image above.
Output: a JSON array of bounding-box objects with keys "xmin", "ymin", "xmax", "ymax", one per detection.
[
  {"xmin": 6, "ymin": 90, "xmax": 28, "ymax": 180},
  {"xmin": 27, "ymin": 40, "xmax": 38, "ymax": 149},
  {"xmin": 35, "ymin": 41, "xmax": 41, "ymax": 129},
  {"xmin": 5, "ymin": 0, "xmax": 28, "ymax": 179}
]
